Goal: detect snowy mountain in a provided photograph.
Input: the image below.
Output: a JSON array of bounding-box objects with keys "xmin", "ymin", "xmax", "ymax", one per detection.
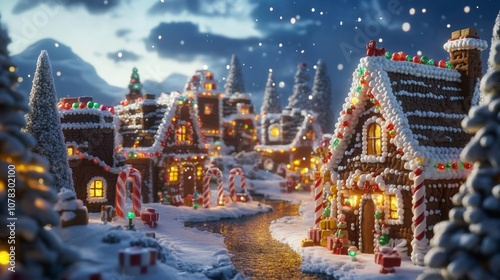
[
  {"xmin": 142, "ymin": 73, "xmax": 188, "ymax": 95},
  {"xmin": 12, "ymin": 38, "xmax": 125, "ymax": 106}
]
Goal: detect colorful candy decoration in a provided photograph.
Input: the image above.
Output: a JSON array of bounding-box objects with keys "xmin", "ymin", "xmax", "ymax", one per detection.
[
  {"xmin": 411, "ymin": 167, "xmax": 426, "ymax": 265},
  {"xmin": 228, "ymin": 167, "xmax": 250, "ymax": 202},
  {"xmin": 115, "ymin": 167, "xmax": 142, "ymax": 218},
  {"xmin": 118, "ymin": 247, "xmax": 157, "ymax": 276},
  {"xmin": 313, "ymin": 172, "xmax": 323, "ymax": 227},
  {"xmin": 202, "ymin": 167, "xmax": 223, "ymax": 208}
]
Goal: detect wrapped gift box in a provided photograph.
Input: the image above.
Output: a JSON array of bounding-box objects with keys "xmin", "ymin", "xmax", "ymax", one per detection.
[
  {"xmin": 308, "ymin": 227, "xmax": 321, "ymax": 243},
  {"xmin": 119, "ymin": 247, "xmax": 157, "ymax": 276},
  {"xmin": 320, "ymin": 230, "xmax": 333, "ymax": 247},
  {"xmin": 326, "ymin": 236, "xmax": 335, "ymax": 251},
  {"xmin": 320, "ymin": 219, "xmax": 335, "ymax": 230},
  {"xmin": 375, "ymin": 248, "xmax": 402, "ymax": 268},
  {"xmin": 301, "ymin": 238, "xmax": 315, "ymax": 247},
  {"xmin": 140, "ymin": 208, "xmax": 160, "ymax": 223}
]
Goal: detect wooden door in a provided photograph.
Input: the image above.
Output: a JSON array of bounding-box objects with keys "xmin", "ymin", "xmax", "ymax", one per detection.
[
  {"xmin": 182, "ymin": 164, "xmax": 196, "ymax": 197},
  {"xmin": 362, "ymin": 199, "xmax": 376, "ymax": 253}
]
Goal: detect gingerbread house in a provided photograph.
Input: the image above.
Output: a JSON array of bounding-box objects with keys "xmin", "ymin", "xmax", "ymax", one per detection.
[
  {"xmin": 255, "ymin": 108, "xmax": 322, "ymax": 186},
  {"xmin": 184, "ymin": 69, "xmax": 257, "ymax": 155},
  {"xmin": 324, "ymin": 28, "xmax": 487, "ymax": 265},
  {"xmin": 58, "ymin": 96, "xmax": 123, "ymax": 212},
  {"xmin": 115, "ymin": 91, "xmax": 208, "ymax": 204}
]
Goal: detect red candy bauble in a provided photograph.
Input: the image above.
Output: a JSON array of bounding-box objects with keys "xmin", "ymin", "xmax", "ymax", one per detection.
[{"xmin": 79, "ymin": 102, "xmax": 86, "ymax": 109}]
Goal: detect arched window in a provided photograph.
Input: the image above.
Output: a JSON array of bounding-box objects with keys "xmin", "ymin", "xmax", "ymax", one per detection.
[
  {"xmin": 87, "ymin": 177, "xmax": 108, "ymax": 203},
  {"xmin": 268, "ymin": 124, "xmax": 281, "ymax": 141},
  {"xmin": 367, "ymin": 123, "xmax": 382, "ymax": 155}
]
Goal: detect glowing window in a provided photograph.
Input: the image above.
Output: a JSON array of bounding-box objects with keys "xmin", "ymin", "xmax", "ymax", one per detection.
[
  {"xmin": 389, "ymin": 195, "xmax": 399, "ymax": 219},
  {"xmin": 196, "ymin": 166, "xmax": 203, "ymax": 180},
  {"xmin": 67, "ymin": 146, "xmax": 74, "ymax": 156},
  {"xmin": 176, "ymin": 125, "xmax": 192, "ymax": 145},
  {"xmin": 204, "ymin": 82, "xmax": 213, "ymax": 90},
  {"xmin": 269, "ymin": 124, "xmax": 281, "ymax": 141},
  {"xmin": 306, "ymin": 130, "xmax": 315, "ymax": 140},
  {"xmin": 90, "ymin": 179, "xmax": 104, "ymax": 198},
  {"xmin": 169, "ymin": 165, "xmax": 179, "ymax": 182},
  {"xmin": 367, "ymin": 123, "xmax": 382, "ymax": 155},
  {"xmin": 204, "ymin": 104, "xmax": 213, "ymax": 115}
]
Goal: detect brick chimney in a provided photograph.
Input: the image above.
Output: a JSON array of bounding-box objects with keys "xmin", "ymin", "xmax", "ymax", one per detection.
[{"xmin": 444, "ymin": 28, "xmax": 488, "ymax": 105}]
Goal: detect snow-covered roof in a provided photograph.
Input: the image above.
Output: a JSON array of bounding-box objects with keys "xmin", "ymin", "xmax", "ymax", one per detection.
[
  {"xmin": 443, "ymin": 37, "xmax": 488, "ymax": 52},
  {"xmin": 256, "ymin": 109, "xmax": 322, "ymax": 152},
  {"xmin": 328, "ymin": 56, "xmax": 480, "ymax": 180},
  {"xmin": 118, "ymin": 92, "xmax": 206, "ymax": 156},
  {"xmin": 59, "ymin": 108, "xmax": 115, "ymax": 130}
]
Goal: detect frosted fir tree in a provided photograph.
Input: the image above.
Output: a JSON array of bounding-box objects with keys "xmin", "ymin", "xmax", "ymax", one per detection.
[
  {"xmin": 418, "ymin": 42, "xmax": 500, "ymax": 280},
  {"xmin": 23, "ymin": 50, "xmax": 74, "ymax": 192},
  {"xmin": 311, "ymin": 59, "xmax": 333, "ymax": 133},
  {"xmin": 224, "ymin": 54, "xmax": 245, "ymax": 95},
  {"xmin": 0, "ymin": 21, "xmax": 79, "ymax": 279},
  {"xmin": 126, "ymin": 67, "xmax": 142, "ymax": 100},
  {"xmin": 260, "ymin": 71, "xmax": 281, "ymax": 114},
  {"xmin": 488, "ymin": 11, "xmax": 500, "ymax": 71},
  {"xmin": 286, "ymin": 63, "xmax": 312, "ymax": 111}
]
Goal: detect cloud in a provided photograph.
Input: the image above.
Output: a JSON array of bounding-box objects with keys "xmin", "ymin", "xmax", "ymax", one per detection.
[
  {"xmin": 12, "ymin": 0, "xmax": 122, "ymax": 15},
  {"xmin": 115, "ymin": 28, "xmax": 131, "ymax": 38},
  {"xmin": 145, "ymin": 22, "xmax": 259, "ymax": 61},
  {"xmin": 107, "ymin": 49, "xmax": 140, "ymax": 62},
  {"xmin": 147, "ymin": 0, "xmax": 255, "ymax": 18}
]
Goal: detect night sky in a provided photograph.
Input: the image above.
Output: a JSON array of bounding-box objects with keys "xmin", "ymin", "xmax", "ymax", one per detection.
[{"xmin": 1, "ymin": 0, "xmax": 499, "ymax": 114}]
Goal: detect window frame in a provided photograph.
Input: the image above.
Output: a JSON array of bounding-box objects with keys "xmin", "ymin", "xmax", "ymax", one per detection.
[{"xmin": 86, "ymin": 176, "xmax": 108, "ymax": 203}]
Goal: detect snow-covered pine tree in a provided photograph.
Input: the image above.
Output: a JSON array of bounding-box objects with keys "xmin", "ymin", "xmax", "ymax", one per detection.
[
  {"xmin": 488, "ymin": 11, "xmax": 500, "ymax": 71},
  {"xmin": 417, "ymin": 42, "xmax": 500, "ymax": 280},
  {"xmin": 22, "ymin": 50, "xmax": 74, "ymax": 192},
  {"xmin": 224, "ymin": 54, "xmax": 245, "ymax": 95},
  {"xmin": 311, "ymin": 59, "xmax": 333, "ymax": 133},
  {"xmin": 286, "ymin": 63, "xmax": 311, "ymax": 111},
  {"xmin": 260, "ymin": 71, "xmax": 281, "ymax": 114},
  {"xmin": 0, "ymin": 20, "xmax": 79, "ymax": 279}
]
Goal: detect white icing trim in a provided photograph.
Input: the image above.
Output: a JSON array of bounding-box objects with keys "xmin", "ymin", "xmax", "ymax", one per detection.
[{"xmin": 443, "ymin": 37, "xmax": 488, "ymax": 52}]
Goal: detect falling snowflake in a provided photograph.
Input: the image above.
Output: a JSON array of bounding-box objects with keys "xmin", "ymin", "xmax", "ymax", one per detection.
[
  {"xmin": 464, "ymin": 6, "xmax": 470, "ymax": 13},
  {"xmin": 402, "ymin": 22, "xmax": 411, "ymax": 32},
  {"xmin": 409, "ymin": 8, "xmax": 415, "ymax": 15},
  {"xmin": 337, "ymin": 64, "xmax": 344, "ymax": 70}
]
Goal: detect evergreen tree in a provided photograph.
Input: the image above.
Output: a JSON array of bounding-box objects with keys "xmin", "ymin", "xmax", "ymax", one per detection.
[
  {"xmin": 311, "ymin": 59, "xmax": 333, "ymax": 133},
  {"xmin": 224, "ymin": 54, "xmax": 245, "ymax": 95},
  {"xmin": 287, "ymin": 63, "xmax": 311, "ymax": 111},
  {"xmin": 488, "ymin": 11, "xmax": 500, "ymax": 71},
  {"xmin": 260, "ymin": 71, "xmax": 281, "ymax": 115},
  {"xmin": 0, "ymin": 20, "xmax": 78, "ymax": 279},
  {"xmin": 126, "ymin": 67, "xmax": 142, "ymax": 100},
  {"xmin": 23, "ymin": 50, "xmax": 74, "ymax": 192},
  {"xmin": 418, "ymin": 41, "xmax": 500, "ymax": 280}
]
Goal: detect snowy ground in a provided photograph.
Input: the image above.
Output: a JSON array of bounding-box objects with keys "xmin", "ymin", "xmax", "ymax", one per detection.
[{"xmin": 54, "ymin": 157, "xmax": 425, "ymax": 279}]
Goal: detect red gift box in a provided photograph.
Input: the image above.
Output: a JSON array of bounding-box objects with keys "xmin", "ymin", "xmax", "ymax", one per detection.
[
  {"xmin": 375, "ymin": 248, "xmax": 401, "ymax": 267},
  {"xmin": 308, "ymin": 227, "xmax": 321, "ymax": 243},
  {"xmin": 140, "ymin": 209, "xmax": 160, "ymax": 223},
  {"xmin": 119, "ymin": 247, "xmax": 157, "ymax": 276},
  {"xmin": 326, "ymin": 236, "xmax": 335, "ymax": 251}
]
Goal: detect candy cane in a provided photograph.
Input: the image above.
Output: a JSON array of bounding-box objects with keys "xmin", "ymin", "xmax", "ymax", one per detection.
[
  {"xmin": 411, "ymin": 168, "xmax": 426, "ymax": 265},
  {"xmin": 202, "ymin": 167, "xmax": 223, "ymax": 208},
  {"xmin": 314, "ymin": 175, "xmax": 323, "ymax": 227},
  {"xmin": 229, "ymin": 167, "xmax": 247, "ymax": 202},
  {"xmin": 116, "ymin": 167, "xmax": 142, "ymax": 218}
]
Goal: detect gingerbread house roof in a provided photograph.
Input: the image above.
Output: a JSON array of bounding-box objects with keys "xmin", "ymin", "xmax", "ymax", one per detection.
[
  {"xmin": 327, "ymin": 55, "xmax": 483, "ymax": 180},
  {"xmin": 117, "ymin": 92, "xmax": 206, "ymax": 159},
  {"xmin": 256, "ymin": 108, "xmax": 322, "ymax": 152}
]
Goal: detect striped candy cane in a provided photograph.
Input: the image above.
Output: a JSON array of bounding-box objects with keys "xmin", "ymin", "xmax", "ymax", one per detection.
[
  {"xmin": 229, "ymin": 167, "xmax": 246, "ymax": 202},
  {"xmin": 314, "ymin": 175, "xmax": 323, "ymax": 227},
  {"xmin": 202, "ymin": 167, "xmax": 223, "ymax": 208},
  {"xmin": 411, "ymin": 167, "xmax": 426, "ymax": 265},
  {"xmin": 115, "ymin": 167, "xmax": 142, "ymax": 218}
]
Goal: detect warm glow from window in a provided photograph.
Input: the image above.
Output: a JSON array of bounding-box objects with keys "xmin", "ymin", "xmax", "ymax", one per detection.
[
  {"xmin": 306, "ymin": 130, "xmax": 315, "ymax": 139},
  {"xmin": 67, "ymin": 146, "xmax": 74, "ymax": 156},
  {"xmin": 176, "ymin": 125, "xmax": 192, "ymax": 145},
  {"xmin": 240, "ymin": 105, "xmax": 250, "ymax": 114},
  {"xmin": 204, "ymin": 82, "xmax": 213, "ymax": 90},
  {"xmin": 349, "ymin": 195, "xmax": 359, "ymax": 207},
  {"xmin": 373, "ymin": 194, "xmax": 384, "ymax": 206},
  {"xmin": 90, "ymin": 179, "xmax": 104, "ymax": 198},
  {"xmin": 367, "ymin": 123, "xmax": 382, "ymax": 155},
  {"xmin": 293, "ymin": 159, "xmax": 301, "ymax": 166},
  {"xmin": 204, "ymin": 104, "xmax": 213, "ymax": 115},
  {"xmin": 270, "ymin": 126, "xmax": 280, "ymax": 137},
  {"xmin": 169, "ymin": 165, "xmax": 179, "ymax": 182},
  {"xmin": 0, "ymin": 250, "xmax": 9, "ymax": 265},
  {"xmin": 197, "ymin": 166, "xmax": 203, "ymax": 180},
  {"xmin": 390, "ymin": 195, "xmax": 399, "ymax": 219}
]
